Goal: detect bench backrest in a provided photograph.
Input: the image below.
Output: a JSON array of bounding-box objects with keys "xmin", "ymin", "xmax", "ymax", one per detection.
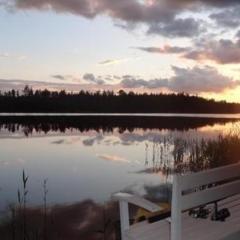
[{"xmin": 171, "ymin": 163, "xmax": 240, "ymax": 240}]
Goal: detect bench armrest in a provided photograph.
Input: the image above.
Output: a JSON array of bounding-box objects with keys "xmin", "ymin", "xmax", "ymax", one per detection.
[{"xmin": 112, "ymin": 192, "xmax": 162, "ymax": 212}]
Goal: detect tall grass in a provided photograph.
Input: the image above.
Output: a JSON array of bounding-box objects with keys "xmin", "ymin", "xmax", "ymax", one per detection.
[
  {"xmin": 43, "ymin": 179, "xmax": 48, "ymax": 240},
  {"xmin": 145, "ymin": 133, "xmax": 240, "ymax": 174},
  {"xmin": 17, "ymin": 170, "xmax": 29, "ymax": 240}
]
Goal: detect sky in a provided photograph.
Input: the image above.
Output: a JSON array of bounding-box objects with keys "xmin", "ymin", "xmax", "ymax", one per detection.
[{"xmin": 0, "ymin": 0, "xmax": 240, "ymax": 102}]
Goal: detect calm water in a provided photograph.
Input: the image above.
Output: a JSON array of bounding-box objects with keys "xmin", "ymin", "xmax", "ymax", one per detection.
[{"xmin": 0, "ymin": 114, "xmax": 240, "ymax": 212}]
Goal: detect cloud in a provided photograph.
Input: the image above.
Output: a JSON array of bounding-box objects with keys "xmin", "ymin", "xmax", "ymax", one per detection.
[
  {"xmin": 96, "ymin": 153, "xmax": 129, "ymax": 163},
  {"xmin": 0, "ymin": 52, "xmax": 27, "ymax": 60},
  {"xmin": 52, "ymin": 75, "xmax": 66, "ymax": 80},
  {"xmin": 51, "ymin": 74, "xmax": 84, "ymax": 83},
  {"xmin": 169, "ymin": 66, "xmax": 239, "ymax": 93},
  {"xmin": 9, "ymin": 0, "xmax": 240, "ymax": 21},
  {"xmin": 236, "ymin": 30, "xmax": 240, "ymax": 38},
  {"xmin": 98, "ymin": 59, "xmax": 118, "ymax": 65},
  {"xmin": 147, "ymin": 17, "xmax": 204, "ymax": 37},
  {"xmin": 98, "ymin": 58, "xmax": 128, "ymax": 66},
  {"xmin": 0, "ymin": 78, "xmax": 115, "ymax": 93},
  {"xmin": 2, "ymin": 0, "xmax": 218, "ymax": 38},
  {"xmin": 137, "ymin": 38, "xmax": 240, "ymax": 64},
  {"xmin": 98, "ymin": 57, "xmax": 140, "ymax": 66},
  {"xmin": 210, "ymin": 6, "xmax": 240, "ymax": 28},
  {"xmin": 1, "ymin": 65, "xmax": 239, "ymax": 94},
  {"xmin": 134, "ymin": 45, "xmax": 190, "ymax": 54},
  {"xmin": 82, "ymin": 134, "xmax": 104, "ymax": 146},
  {"xmin": 17, "ymin": 55, "xmax": 27, "ymax": 61},
  {"xmin": 52, "ymin": 73, "xmax": 107, "ymax": 84},
  {"xmin": 83, "ymin": 73, "xmax": 105, "ymax": 85},
  {"xmin": 184, "ymin": 39, "xmax": 240, "ymax": 64},
  {"xmin": 4, "ymin": 0, "xmax": 240, "ymax": 39},
  {"xmin": 51, "ymin": 139, "xmax": 65, "ymax": 144},
  {"xmin": 120, "ymin": 66, "xmax": 240, "ymax": 93},
  {"xmin": 0, "ymin": 52, "xmax": 10, "ymax": 58},
  {"xmin": 51, "ymin": 137, "xmax": 81, "ymax": 145},
  {"xmin": 83, "ymin": 73, "xmax": 95, "ymax": 82},
  {"xmin": 121, "ymin": 75, "xmax": 168, "ymax": 89}
]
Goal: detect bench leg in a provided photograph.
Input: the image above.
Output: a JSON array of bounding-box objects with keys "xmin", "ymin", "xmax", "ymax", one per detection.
[{"xmin": 119, "ymin": 200, "xmax": 130, "ymax": 240}]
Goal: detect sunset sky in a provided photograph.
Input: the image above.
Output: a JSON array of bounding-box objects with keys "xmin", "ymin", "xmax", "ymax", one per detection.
[{"xmin": 0, "ymin": 0, "xmax": 240, "ymax": 102}]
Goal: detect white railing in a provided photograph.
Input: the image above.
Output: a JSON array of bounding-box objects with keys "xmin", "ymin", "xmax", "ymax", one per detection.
[{"xmin": 113, "ymin": 162, "xmax": 240, "ymax": 240}]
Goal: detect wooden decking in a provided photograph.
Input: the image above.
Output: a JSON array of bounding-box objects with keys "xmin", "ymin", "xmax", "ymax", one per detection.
[{"xmin": 125, "ymin": 195, "xmax": 240, "ymax": 240}]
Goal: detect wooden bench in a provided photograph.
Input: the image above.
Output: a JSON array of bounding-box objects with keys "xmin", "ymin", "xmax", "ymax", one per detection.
[{"xmin": 113, "ymin": 163, "xmax": 240, "ymax": 240}]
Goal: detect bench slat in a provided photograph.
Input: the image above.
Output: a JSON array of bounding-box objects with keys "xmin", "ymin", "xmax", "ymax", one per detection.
[
  {"xmin": 180, "ymin": 163, "xmax": 240, "ymax": 190},
  {"xmin": 182, "ymin": 179, "xmax": 240, "ymax": 210}
]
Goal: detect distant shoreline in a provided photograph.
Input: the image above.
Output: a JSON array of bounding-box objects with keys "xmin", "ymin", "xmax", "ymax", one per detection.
[{"xmin": 1, "ymin": 87, "xmax": 240, "ymax": 114}]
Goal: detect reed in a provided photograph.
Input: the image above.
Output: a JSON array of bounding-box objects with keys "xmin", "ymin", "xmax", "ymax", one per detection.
[{"xmin": 145, "ymin": 133, "xmax": 240, "ymax": 174}]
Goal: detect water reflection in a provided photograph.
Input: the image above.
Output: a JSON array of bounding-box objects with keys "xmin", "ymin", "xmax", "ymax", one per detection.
[
  {"xmin": 0, "ymin": 181, "xmax": 171, "ymax": 240},
  {"xmin": 0, "ymin": 116, "xmax": 240, "ymax": 239},
  {"xmin": 0, "ymin": 115, "xmax": 239, "ymax": 136}
]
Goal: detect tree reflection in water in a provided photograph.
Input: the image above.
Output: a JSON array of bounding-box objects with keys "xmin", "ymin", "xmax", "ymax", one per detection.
[
  {"xmin": 0, "ymin": 115, "xmax": 238, "ymax": 136},
  {"xmin": 1, "ymin": 116, "xmax": 240, "ymax": 239}
]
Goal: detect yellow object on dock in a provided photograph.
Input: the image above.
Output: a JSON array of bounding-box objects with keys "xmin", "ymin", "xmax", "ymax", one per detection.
[{"xmin": 134, "ymin": 202, "xmax": 171, "ymax": 223}]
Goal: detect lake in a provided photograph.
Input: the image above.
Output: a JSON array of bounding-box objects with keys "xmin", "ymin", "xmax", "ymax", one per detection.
[{"xmin": 0, "ymin": 114, "xmax": 240, "ymax": 239}]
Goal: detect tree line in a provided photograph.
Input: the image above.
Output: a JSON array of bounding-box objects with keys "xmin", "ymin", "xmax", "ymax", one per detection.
[{"xmin": 0, "ymin": 85, "xmax": 240, "ymax": 113}]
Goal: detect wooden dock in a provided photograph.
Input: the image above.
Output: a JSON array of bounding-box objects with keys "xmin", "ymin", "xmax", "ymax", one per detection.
[
  {"xmin": 126, "ymin": 195, "xmax": 240, "ymax": 240},
  {"xmin": 113, "ymin": 163, "xmax": 240, "ymax": 240}
]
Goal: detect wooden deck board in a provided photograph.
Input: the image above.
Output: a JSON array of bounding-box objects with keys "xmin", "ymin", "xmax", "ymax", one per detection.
[{"xmin": 125, "ymin": 195, "xmax": 240, "ymax": 240}]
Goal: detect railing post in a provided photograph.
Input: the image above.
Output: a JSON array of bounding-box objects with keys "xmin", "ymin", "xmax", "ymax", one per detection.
[
  {"xmin": 171, "ymin": 174, "xmax": 182, "ymax": 240},
  {"xmin": 119, "ymin": 200, "xmax": 130, "ymax": 240}
]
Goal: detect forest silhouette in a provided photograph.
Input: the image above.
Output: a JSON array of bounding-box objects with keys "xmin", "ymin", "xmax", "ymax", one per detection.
[{"xmin": 1, "ymin": 86, "xmax": 240, "ymax": 113}]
